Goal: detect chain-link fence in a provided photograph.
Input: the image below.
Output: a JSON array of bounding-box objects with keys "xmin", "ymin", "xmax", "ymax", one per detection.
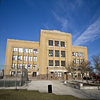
[{"xmin": 0, "ymin": 65, "xmax": 28, "ymax": 87}]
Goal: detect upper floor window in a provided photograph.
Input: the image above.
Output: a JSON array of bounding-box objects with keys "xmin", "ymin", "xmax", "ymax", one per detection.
[
  {"xmin": 49, "ymin": 40, "xmax": 53, "ymax": 46},
  {"xmin": 19, "ymin": 48, "xmax": 23, "ymax": 53},
  {"xmin": 55, "ymin": 50, "xmax": 59, "ymax": 57},
  {"xmin": 81, "ymin": 59, "xmax": 83, "ymax": 64},
  {"xmin": 18, "ymin": 63, "xmax": 22, "ymax": 69},
  {"xmin": 23, "ymin": 56, "xmax": 27, "ymax": 61},
  {"xmin": 13, "ymin": 55, "xmax": 17, "ymax": 61},
  {"xmin": 23, "ymin": 64, "xmax": 27, "ymax": 69},
  {"xmin": 76, "ymin": 52, "xmax": 79, "ymax": 57},
  {"xmin": 49, "ymin": 60, "xmax": 53, "ymax": 66},
  {"xmin": 73, "ymin": 66, "xmax": 76, "ymax": 70},
  {"xmin": 33, "ymin": 64, "xmax": 37, "ymax": 70},
  {"xmin": 55, "ymin": 60, "xmax": 59, "ymax": 66},
  {"xmin": 49, "ymin": 50, "xmax": 53, "ymax": 57},
  {"xmin": 55, "ymin": 41, "xmax": 59, "ymax": 46},
  {"xmin": 28, "ymin": 64, "xmax": 32, "ymax": 69},
  {"xmin": 61, "ymin": 61, "xmax": 65, "ymax": 66},
  {"xmin": 12, "ymin": 63, "xmax": 16, "ymax": 69},
  {"xmin": 73, "ymin": 59, "xmax": 76, "ymax": 64},
  {"xmin": 18, "ymin": 56, "xmax": 22, "ymax": 61},
  {"xmin": 28, "ymin": 56, "xmax": 32, "ymax": 62},
  {"xmin": 29, "ymin": 48, "xmax": 33, "ymax": 53},
  {"xmin": 33, "ymin": 56, "xmax": 37, "ymax": 62},
  {"xmin": 13, "ymin": 47, "xmax": 18, "ymax": 52},
  {"xmin": 72, "ymin": 52, "xmax": 75, "ymax": 57},
  {"xmin": 61, "ymin": 41, "xmax": 65, "ymax": 47},
  {"xmin": 24, "ymin": 48, "xmax": 28, "ymax": 53},
  {"xmin": 77, "ymin": 66, "xmax": 80, "ymax": 71},
  {"xmin": 34, "ymin": 49, "xmax": 37, "ymax": 54},
  {"xmin": 77, "ymin": 59, "xmax": 79, "ymax": 64},
  {"xmin": 80, "ymin": 52, "xmax": 83, "ymax": 57},
  {"xmin": 61, "ymin": 51, "xmax": 65, "ymax": 57}
]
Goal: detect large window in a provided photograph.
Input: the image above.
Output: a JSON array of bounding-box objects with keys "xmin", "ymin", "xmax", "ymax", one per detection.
[
  {"xmin": 55, "ymin": 41, "xmax": 59, "ymax": 46},
  {"xmin": 72, "ymin": 52, "xmax": 75, "ymax": 57},
  {"xmin": 55, "ymin": 50, "xmax": 59, "ymax": 57},
  {"xmin": 49, "ymin": 60, "xmax": 53, "ymax": 66},
  {"xmin": 58, "ymin": 72, "xmax": 62, "ymax": 77},
  {"xmin": 23, "ymin": 64, "xmax": 27, "ymax": 69},
  {"xmin": 33, "ymin": 56, "xmax": 37, "ymax": 62},
  {"xmin": 28, "ymin": 64, "xmax": 32, "ymax": 69},
  {"xmin": 24, "ymin": 48, "xmax": 28, "ymax": 53},
  {"xmin": 49, "ymin": 50, "xmax": 53, "ymax": 57},
  {"xmin": 19, "ymin": 48, "xmax": 23, "ymax": 53},
  {"xmin": 73, "ymin": 59, "xmax": 76, "ymax": 64},
  {"xmin": 33, "ymin": 64, "xmax": 37, "ymax": 70},
  {"xmin": 18, "ymin": 64, "xmax": 22, "ymax": 69},
  {"xmin": 61, "ymin": 41, "xmax": 65, "ymax": 47},
  {"xmin": 13, "ymin": 55, "xmax": 17, "ymax": 61},
  {"xmin": 18, "ymin": 56, "xmax": 22, "ymax": 61},
  {"xmin": 77, "ymin": 66, "xmax": 80, "ymax": 71},
  {"xmin": 77, "ymin": 59, "xmax": 79, "ymax": 64},
  {"xmin": 28, "ymin": 56, "xmax": 32, "ymax": 62},
  {"xmin": 34, "ymin": 49, "xmax": 37, "ymax": 54},
  {"xmin": 73, "ymin": 66, "xmax": 76, "ymax": 70},
  {"xmin": 81, "ymin": 59, "xmax": 83, "ymax": 64},
  {"xmin": 80, "ymin": 52, "xmax": 83, "ymax": 57},
  {"xmin": 61, "ymin": 51, "xmax": 65, "ymax": 57},
  {"xmin": 12, "ymin": 63, "xmax": 16, "ymax": 69},
  {"xmin": 49, "ymin": 40, "xmax": 53, "ymax": 46},
  {"xmin": 23, "ymin": 56, "xmax": 27, "ymax": 61},
  {"xmin": 76, "ymin": 52, "xmax": 79, "ymax": 57},
  {"xmin": 13, "ymin": 47, "xmax": 18, "ymax": 52},
  {"xmin": 55, "ymin": 60, "xmax": 59, "ymax": 66},
  {"xmin": 61, "ymin": 61, "xmax": 65, "ymax": 66},
  {"xmin": 29, "ymin": 48, "xmax": 33, "ymax": 53}
]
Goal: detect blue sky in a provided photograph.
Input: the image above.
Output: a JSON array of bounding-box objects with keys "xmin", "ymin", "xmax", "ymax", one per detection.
[{"xmin": 0, "ymin": 0, "xmax": 100, "ymax": 69}]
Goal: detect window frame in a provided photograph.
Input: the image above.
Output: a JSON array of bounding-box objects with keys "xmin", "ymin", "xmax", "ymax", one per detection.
[
  {"xmin": 55, "ymin": 60, "xmax": 59, "ymax": 66},
  {"xmin": 61, "ymin": 51, "xmax": 65, "ymax": 57},
  {"xmin": 49, "ymin": 40, "xmax": 53, "ymax": 46},
  {"xmin": 55, "ymin": 41, "xmax": 59, "ymax": 46},
  {"xmin": 49, "ymin": 60, "xmax": 53, "ymax": 66},
  {"xmin": 49, "ymin": 50, "xmax": 53, "ymax": 57},
  {"xmin": 55, "ymin": 50, "xmax": 59, "ymax": 57},
  {"xmin": 61, "ymin": 41, "xmax": 65, "ymax": 47}
]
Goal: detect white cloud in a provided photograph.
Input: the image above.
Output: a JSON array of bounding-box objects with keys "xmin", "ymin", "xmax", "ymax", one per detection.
[{"xmin": 73, "ymin": 17, "xmax": 100, "ymax": 46}]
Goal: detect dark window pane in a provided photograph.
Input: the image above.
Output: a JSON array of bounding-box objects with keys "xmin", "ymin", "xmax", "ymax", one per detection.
[
  {"xmin": 55, "ymin": 50, "xmax": 59, "ymax": 57},
  {"xmin": 49, "ymin": 40, "xmax": 53, "ymax": 46},
  {"xmin": 55, "ymin": 60, "xmax": 59, "ymax": 66},
  {"xmin": 49, "ymin": 50, "xmax": 53, "ymax": 57},
  {"xmin": 61, "ymin": 51, "xmax": 65, "ymax": 57},
  {"xmin": 49, "ymin": 60, "xmax": 53, "ymax": 66},
  {"xmin": 61, "ymin": 41, "xmax": 65, "ymax": 47},
  {"xmin": 55, "ymin": 41, "xmax": 59, "ymax": 46},
  {"xmin": 61, "ymin": 61, "xmax": 65, "ymax": 66}
]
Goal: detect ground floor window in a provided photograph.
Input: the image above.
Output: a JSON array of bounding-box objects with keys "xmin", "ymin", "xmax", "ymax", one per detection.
[
  {"xmin": 32, "ymin": 72, "xmax": 37, "ymax": 77},
  {"xmin": 11, "ymin": 71, "xmax": 15, "ymax": 76},
  {"xmin": 58, "ymin": 72, "xmax": 62, "ymax": 77}
]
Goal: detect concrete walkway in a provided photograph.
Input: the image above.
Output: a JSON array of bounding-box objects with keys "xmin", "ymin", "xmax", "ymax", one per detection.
[{"xmin": 27, "ymin": 80, "xmax": 100, "ymax": 100}]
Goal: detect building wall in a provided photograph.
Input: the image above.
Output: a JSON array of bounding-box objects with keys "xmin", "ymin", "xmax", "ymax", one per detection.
[{"xmin": 4, "ymin": 29, "xmax": 88, "ymax": 80}]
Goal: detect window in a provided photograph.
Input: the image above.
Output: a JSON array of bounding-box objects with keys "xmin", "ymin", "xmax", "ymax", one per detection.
[
  {"xmin": 13, "ymin": 47, "xmax": 18, "ymax": 52},
  {"xmin": 55, "ymin": 50, "xmax": 59, "ymax": 57},
  {"xmin": 19, "ymin": 48, "xmax": 23, "ymax": 53},
  {"xmin": 32, "ymin": 72, "xmax": 37, "ymax": 77},
  {"xmin": 23, "ymin": 56, "xmax": 27, "ymax": 61},
  {"xmin": 34, "ymin": 49, "xmax": 37, "ymax": 54},
  {"xmin": 73, "ymin": 59, "xmax": 76, "ymax": 64},
  {"xmin": 12, "ymin": 63, "xmax": 16, "ymax": 69},
  {"xmin": 55, "ymin": 60, "xmax": 59, "ymax": 66},
  {"xmin": 55, "ymin": 41, "xmax": 59, "ymax": 46},
  {"xmin": 13, "ymin": 55, "xmax": 17, "ymax": 61},
  {"xmin": 77, "ymin": 59, "xmax": 79, "ymax": 64},
  {"xmin": 61, "ymin": 41, "xmax": 65, "ymax": 47},
  {"xmin": 76, "ymin": 52, "xmax": 79, "ymax": 57},
  {"xmin": 58, "ymin": 72, "xmax": 62, "ymax": 77},
  {"xmin": 33, "ymin": 64, "xmax": 37, "ymax": 70},
  {"xmin": 80, "ymin": 52, "xmax": 83, "ymax": 57},
  {"xmin": 11, "ymin": 71, "xmax": 15, "ymax": 76},
  {"xmin": 61, "ymin": 51, "xmax": 65, "ymax": 57},
  {"xmin": 29, "ymin": 48, "xmax": 33, "ymax": 53},
  {"xmin": 61, "ymin": 61, "xmax": 65, "ymax": 66},
  {"xmin": 81, "ymin": 59, "xmax": 83, "ymax": 64},
  {"xmin": 33, "ymin": 56, "xmax": 37, "ymax": 62},
  {"xmin": 18, "ymin": 56, "xmax": 22, "ymax": 61},
  {"xmin": 23, "ymin": 64, "xmax": 27, "ymax": 69},
  {"xmin": 49, "ymin": 40, "xmax": 53, "ymax": 46},
  {"xmin": 18, "ymin": 64, "xmax": 22, "ymax": 69},
  {"xmin": 49, "ymin": 60, "xmax": 53, "ymax": 66},
  {"xmin": 55, "ymin": 72, "xmax": 57, "ymax": 77},
  {"xmin": 28, "ymin": 64, "xmax": 32, "ymax": 69},
  {"xmin": 72, "ymin": 52, "xmax": 75, "ymax": 57},
  {"xmin": 28, "ymin": 56, "xmax": 32, "ymax": 62},
  {"xmin": 49, "ymin": 50, "xmax": 53, "ymax": 57},
  {"xmin": 24, "ymin": 48, "xmax": 28, "ymax": 53},
  {"xmin": 77, "ymin": 66, "xmax": 80, "ymax": 71},
  {"xmin": 73, "ymin": 66, "xmax": 76, "ymax": 70}
]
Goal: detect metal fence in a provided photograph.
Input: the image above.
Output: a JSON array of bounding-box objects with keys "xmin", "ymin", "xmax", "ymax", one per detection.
[{"xmin": 0, "ymin": 65, "xmax": 28, "ymax": 87}]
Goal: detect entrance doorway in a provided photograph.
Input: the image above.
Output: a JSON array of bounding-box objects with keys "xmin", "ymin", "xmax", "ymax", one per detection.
[{"xmin": 32, "ymin": 72, "xmax": 37, "ymax": 77}]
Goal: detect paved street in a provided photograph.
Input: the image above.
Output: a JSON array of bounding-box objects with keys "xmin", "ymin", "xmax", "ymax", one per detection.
[{"xmin": 27, "ymin": 80, "xmax": 100, "ymax": 100}]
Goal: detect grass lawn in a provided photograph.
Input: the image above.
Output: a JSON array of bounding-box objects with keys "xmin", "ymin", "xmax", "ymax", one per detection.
[{"xmin": 0, "ymin": 89, "xmax": 95, "ymax": 100}]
